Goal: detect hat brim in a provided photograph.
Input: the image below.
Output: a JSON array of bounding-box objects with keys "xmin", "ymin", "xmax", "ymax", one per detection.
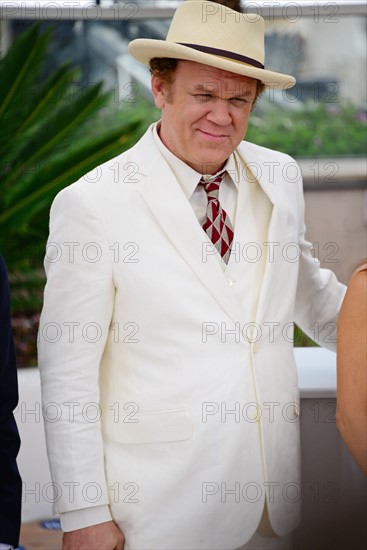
[{"xmin": 129, "ymin": 39, "xmax": 296, "ymax": 89}]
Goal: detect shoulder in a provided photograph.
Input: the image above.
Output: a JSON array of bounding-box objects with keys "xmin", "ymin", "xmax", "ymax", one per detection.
[
  {"xmin": 237, "ymin": 140, "xmax": 301, "ymax": 185},
  {"xmin": 347, "ymin": 266, "xmax": 367, "ymax": 302},
  {"xmin": 236, "ymin": 140, "xmax": 303, "ymax": 205},
  {"xmin": 52, "ymin": 124, "xmax": 159, "ymax": 206},
  {"xmin": 351, "ymin": 261, "xmax": 367, "ymax": 278},
  {"xmin": 339, "ymin": 265, "xmax": 367, "ymax": 330},
  {"xmin": 345, "ymin": 261, "xmax": 367, "ymax": 302},
  {"xmin": 238, "ymin": 140, "xmax": 297, "ymax": 165}
]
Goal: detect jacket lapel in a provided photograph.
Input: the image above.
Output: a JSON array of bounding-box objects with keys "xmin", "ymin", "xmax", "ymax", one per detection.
[
  {"xmin": 133, "ymin": 129, "xmax": 290, "ymax": 326},
  {"xmin": 134, "ymin": 130, "xmax": 247, "ymax": 324},
  {"xmin": 235, "ymin": 145, "xmax": 289, "ymax": 325}
]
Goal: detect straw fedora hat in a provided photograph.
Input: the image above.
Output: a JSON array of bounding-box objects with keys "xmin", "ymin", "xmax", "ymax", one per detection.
[{"xmin": 128, "ymin": 0, "xmax": 296, "ymax": 89}]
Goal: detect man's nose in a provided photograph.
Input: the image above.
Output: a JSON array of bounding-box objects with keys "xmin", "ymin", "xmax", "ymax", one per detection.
[{"xmin": 206, "ymin": 99, "xmax": 232, "ymax": 126}]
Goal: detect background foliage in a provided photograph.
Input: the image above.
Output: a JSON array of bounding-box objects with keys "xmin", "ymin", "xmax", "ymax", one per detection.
[
  {"xmin": 0, "ymin": 24, "xmax": 155, "ymax": 303},
  {"xmin": 2, "ymin": 24, "xmax": 365, "ymax": 363},
  {"xmin": 0, "ymin": 24, "xmax": 156, "ymax": 365},
  {"xmin": 247, "ymin": 100, "xmax": 366, "ymax": 157}
]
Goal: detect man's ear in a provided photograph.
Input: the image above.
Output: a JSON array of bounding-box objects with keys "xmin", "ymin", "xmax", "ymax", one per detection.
[{"xmin": 151, "ymin": 74, "xmax": 167, "ymax": 109}]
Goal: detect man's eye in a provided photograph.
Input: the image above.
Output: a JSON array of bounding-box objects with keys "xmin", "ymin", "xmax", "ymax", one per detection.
[
  {"xmin": 194, "ymin": 94, "xmax": 212, "ymax": 101},
  {"xmin": 231, "ymin": 97, "xmax": 250, "ymax": 105}
]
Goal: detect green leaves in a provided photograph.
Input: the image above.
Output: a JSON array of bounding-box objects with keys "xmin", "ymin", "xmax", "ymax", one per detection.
[
  {"xmin": 0, "ymin": 24, "xmax": 50, "ymax": 120},
  {"xmin": 0, "ymin": 23, "xmax": 149, "ymax": 281},
  {"xmin": 247, "ymin": 101, "xmax": 366, "ymax": 157}
]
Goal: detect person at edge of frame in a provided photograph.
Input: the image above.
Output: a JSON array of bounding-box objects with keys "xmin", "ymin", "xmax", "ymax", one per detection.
[
  {"xmin": 0, "ymin": 254, "xmax": 22, "ymax": 550},
  {"xmin": 337, "ymin": 259, "xmax": 367, "ymax": 475}
]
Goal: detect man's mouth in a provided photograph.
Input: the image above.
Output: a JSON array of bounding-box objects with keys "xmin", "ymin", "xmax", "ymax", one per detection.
[{"xmin": 198, "ymin": 129, "xmax": 228, "ymax": 140}]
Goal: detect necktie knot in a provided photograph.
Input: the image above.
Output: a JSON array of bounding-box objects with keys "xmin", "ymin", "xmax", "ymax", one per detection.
[{"xmin": 199, "ymin": 173, "xmax": 224, "ymax": 201}]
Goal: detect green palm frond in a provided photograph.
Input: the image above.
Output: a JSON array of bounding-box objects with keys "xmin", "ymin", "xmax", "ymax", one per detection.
[
  {"xmin": 3, "ymin": 83, "xmax": 111, "ymax": 190},
  {"xmin": 0, "ymin": 119, "xmax": 143, "ymax": 229},
  {"xmin": 10, "ymin": 64, "xmax": 79, "ymax": 139},
  {"xmin": 0, "ymin": 22, "xmax": 157, "ymax": 289},
  {"xmin": 0, "ymin": 23, "xmax": 51, "ymax": 118}
]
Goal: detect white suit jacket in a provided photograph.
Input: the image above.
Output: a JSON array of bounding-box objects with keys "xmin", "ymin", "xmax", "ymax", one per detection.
[{"xmin": 38, "ymin": 125, "xmax": 345, "ymax": 550}]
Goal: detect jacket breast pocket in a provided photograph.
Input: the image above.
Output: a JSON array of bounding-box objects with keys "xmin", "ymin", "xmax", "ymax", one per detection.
[{"xmin": 110, "ymin": 408, "xmax": 193, "ymax": 444}]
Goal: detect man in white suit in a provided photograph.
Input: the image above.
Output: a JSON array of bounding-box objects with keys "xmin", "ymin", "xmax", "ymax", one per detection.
[{"xmin": 38, "ymin": 2, "xmax": 346, "ymax": 549}]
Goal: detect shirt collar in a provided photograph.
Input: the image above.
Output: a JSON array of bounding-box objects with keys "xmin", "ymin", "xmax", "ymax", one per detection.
[{"xmin": 152, "ymin": 121, "xmax": 238, "ymax": 200}]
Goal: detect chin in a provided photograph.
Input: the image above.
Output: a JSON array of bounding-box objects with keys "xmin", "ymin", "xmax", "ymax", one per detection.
[
  {"xmin": 202, "ymin": 152, "xmax": 227, "ymax": 165},
  {"xmin": 198, "ymin": 160, "xmax": 226, "ymax": 174}
]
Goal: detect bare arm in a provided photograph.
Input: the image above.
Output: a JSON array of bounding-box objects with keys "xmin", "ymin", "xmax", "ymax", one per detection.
[{"xmin": 336, "ymin": 267, "xmax": 367, "ymax": 474}]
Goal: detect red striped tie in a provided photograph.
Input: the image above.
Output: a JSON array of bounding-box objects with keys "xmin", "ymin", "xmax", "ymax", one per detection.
[{"xmin": 200, "ymin": 173, "xmax": 234, "ymax": 264}]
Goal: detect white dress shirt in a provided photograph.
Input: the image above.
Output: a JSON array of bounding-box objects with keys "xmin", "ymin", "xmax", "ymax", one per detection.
[{"xmin": 152, "ymin": 121, "xmax": 239, "ymax": 228}]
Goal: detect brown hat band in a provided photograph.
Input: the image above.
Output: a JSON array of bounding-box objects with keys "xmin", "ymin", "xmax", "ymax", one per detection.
[{"xmin": 176, "ymin": 43, "xmax": 265, "ymax": 69}]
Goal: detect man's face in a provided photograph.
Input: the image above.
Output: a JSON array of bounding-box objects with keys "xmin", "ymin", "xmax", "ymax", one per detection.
[{"xmin": 151, "ymin": 60, "xmax": 258, "ymax": 174}]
